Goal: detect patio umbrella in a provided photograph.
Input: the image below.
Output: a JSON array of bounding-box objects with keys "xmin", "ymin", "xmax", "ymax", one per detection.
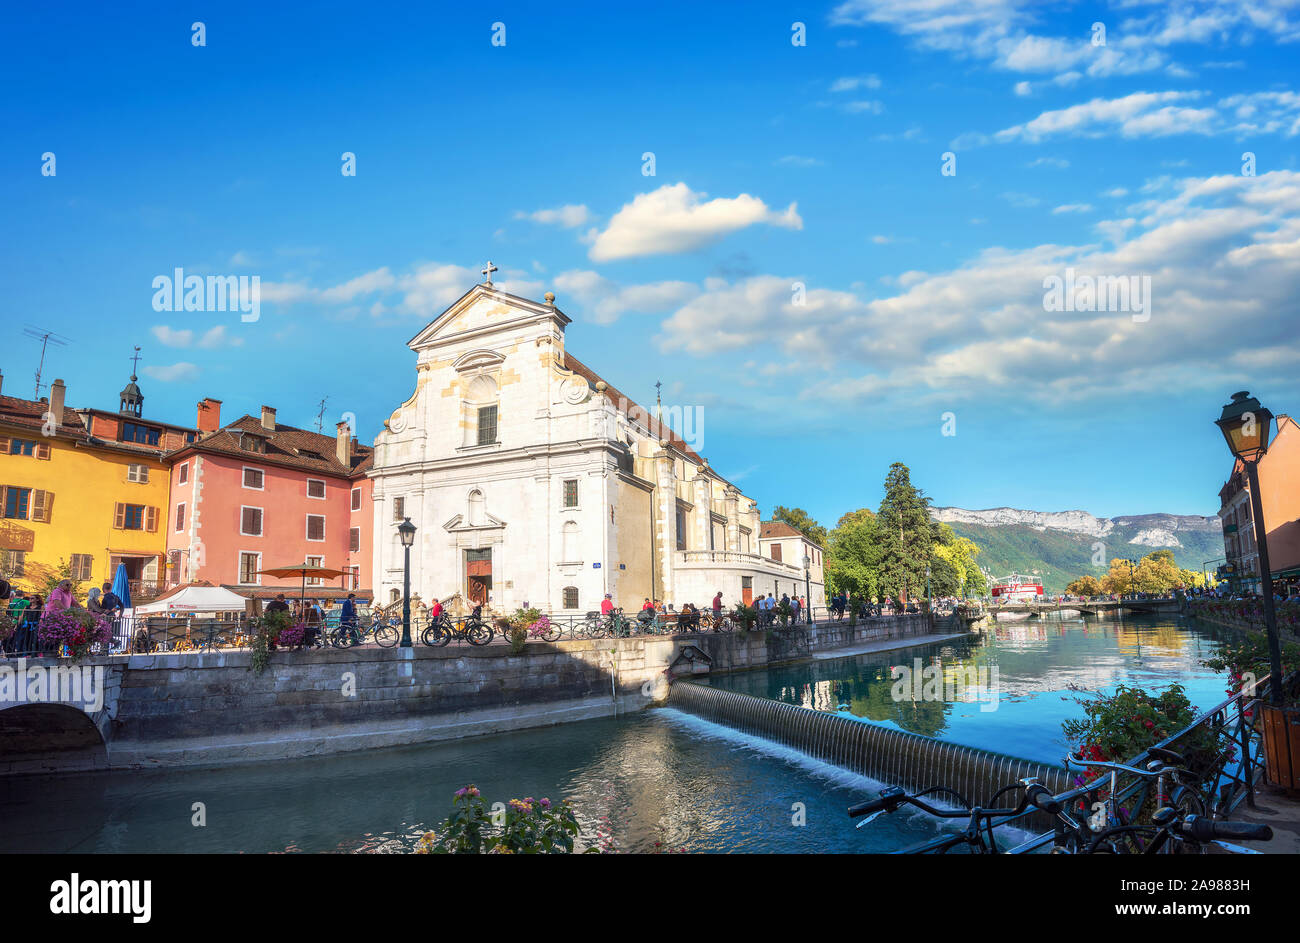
[
  {"xmin": 255, "ymin": 564, "xmax": 349, "ymax": 610},
  {"xmin": 111, "ymin": 563, "xmax": 132, "ymax": 610}
]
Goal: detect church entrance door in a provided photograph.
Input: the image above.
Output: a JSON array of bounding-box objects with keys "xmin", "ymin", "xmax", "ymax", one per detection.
[{"xmin": 466, "ymin": 549, "xmax": 492, "ymax": 606}]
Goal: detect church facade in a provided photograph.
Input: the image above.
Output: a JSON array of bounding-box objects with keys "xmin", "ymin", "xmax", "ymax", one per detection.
[{"xmin": 368, "ymin": 276, "xmax": 821, "ymax": 616}]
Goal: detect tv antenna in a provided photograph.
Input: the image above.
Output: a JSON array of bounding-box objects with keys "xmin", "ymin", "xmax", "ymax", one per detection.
[
  {"xmin": 22, "ymin": 325, "xmax": 70, "ymax": 400},
  {"xmin": 315, "ymin": 396, "xmax": 328, "ymax": 433}
]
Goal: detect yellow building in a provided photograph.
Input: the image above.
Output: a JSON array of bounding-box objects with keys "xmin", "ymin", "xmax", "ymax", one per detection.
[{"xmin": 0, "ymin": 372, "xmax": 196, "ymax": 599}]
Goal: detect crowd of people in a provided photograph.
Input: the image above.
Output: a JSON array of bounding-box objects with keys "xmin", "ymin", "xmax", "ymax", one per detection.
[{"xmin": 1, "ymin": 576, "xmax": 126, "ymax": 657}]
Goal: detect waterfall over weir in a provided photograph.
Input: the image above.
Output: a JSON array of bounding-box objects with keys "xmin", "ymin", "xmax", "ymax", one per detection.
[{"xmin": 668, "ymin": 682, "xmax": 1071, "ymax": 823}]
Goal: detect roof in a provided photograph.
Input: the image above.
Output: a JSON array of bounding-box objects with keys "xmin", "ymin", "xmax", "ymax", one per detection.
[
  {"xmin": 0, "ymin": 393, "xmax": 88, "ymax": 437},
  {"xmin": 78, "ymin": 406, "xmax": 197, "ymax": 434},
  {"xmin": 169, "ymin": 414, "xmax": 374, "ymax": 478},
  {"xmin": 562, "ymin": 353, "xmax": 707, "ymax": 466},
  {"xmin": 760, "ymin": 521, "xmax": 823, "ymax": 547}
]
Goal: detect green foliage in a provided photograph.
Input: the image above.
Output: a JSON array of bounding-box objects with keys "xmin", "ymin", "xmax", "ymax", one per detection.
[
  {"xmin": 1202, "ymin": 633, "xmax": 1300, "ymax": 690},
  {"xmin": 250, "ymin": 609, "xmax": 291, "ymax": 674},
  {"xmin": 414, "ymin": 785, "xmax": 589, "ymax": 854},
  {"xmin": 1062, "ymin": 683, "xmax": 1214, "ymax": 772},
  {"xmin": 824, "ymin": 464, "xmax": 987, "ymax": 600},
  {"xmin": 730, "ymin": 603, "xmax": 758, "ymax": 630},
  {"xmin": 771, "ymin": 506, "xmax": 827, "ymax": 547}
]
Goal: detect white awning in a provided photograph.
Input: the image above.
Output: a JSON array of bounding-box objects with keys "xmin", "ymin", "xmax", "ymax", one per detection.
[{"xmin": 133, "ymin": 585, "xmax": 250, "ymax": 615}]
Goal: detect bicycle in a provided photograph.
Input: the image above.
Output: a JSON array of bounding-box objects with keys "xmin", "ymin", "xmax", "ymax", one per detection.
[
  {"xmin": 699, "ymin": 611, "xmax": 734, "ymax": 632},
  {"xmin": 421, "ymin": 613, "xmax": 491, "ymax": 647},
  {"xmin": 847, "ymin": 778, "xmax": 1063, "ymax": 854},
  {"xmin": 1060, "ymin": 748, "xmax": 1206, "ymax": 854},
  {"xmin": 1087, "ymin": 807, "xmax": 1272, "ymax": 855},
  {"xmin": 582, "ymin": 611, "xmax": 631, "ymax": 638}
]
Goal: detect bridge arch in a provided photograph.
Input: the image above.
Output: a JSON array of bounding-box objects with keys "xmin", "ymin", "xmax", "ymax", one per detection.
[{"xmin": 0, "ymin": 703, "xmax": 109, "ymax": 775}]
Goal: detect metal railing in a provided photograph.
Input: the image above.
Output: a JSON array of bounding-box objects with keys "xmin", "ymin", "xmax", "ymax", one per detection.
[{"xmin": 1003, "ymin": 671, "xmax": 1294, "ymax": 853}]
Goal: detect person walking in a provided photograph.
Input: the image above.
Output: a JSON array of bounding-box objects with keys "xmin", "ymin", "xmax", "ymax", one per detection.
[
  {"xmin": 340, "ymin": 592, "xmax": 359, "ymax": 646},
  {"xmin": 712, "ymin": 590, "xmax": 723, "ymax": 629}
]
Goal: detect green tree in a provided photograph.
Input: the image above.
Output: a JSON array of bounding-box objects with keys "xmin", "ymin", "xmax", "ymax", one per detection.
[
  {"xmin": 825, "ymin": 509, "xmax": 881, "ymax": 598},
  {"xmin": 875, "ymin": 463, "xmax": 940, "ymax": 602},
  {"xmin": 771, "ymin": 506, "xmax": 828, "ymax": 547}
]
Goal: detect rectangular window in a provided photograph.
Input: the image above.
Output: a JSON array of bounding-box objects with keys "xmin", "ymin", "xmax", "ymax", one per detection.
[
  {"xmin": 70, "ymin": 553, "xmax": 93, "ymax": 581},
  {"xmin": 243, "ymin": 467, "xmax": 264, "ymax": 489},
  {"xmin": 349, "ymin": 527, "xmax": 360, "ymax": 552},
  {"xmin": 347, "ymin": 565, "xmax": 360, "ymax": 590},
  {"xmin": 122, "ymin": 423, "xmax": 161, "ymax": 446},
  {"xmin": 121, "ymin": 504, "xmax": 145, "ymax": 530},
  {"xmin": 178, "ymin": 462, "xmax": 189, "ymax": 484},
  {"xmin": 351, "ymin": 487, "xmax": 361, "ymax": 511},
  {"xmin": 477, "ymin": 405, "xmax": 498, "ymax": 445},
  {"xmin": 306, "ymin": 479, "xmax": 326, "ymax": 499},
  {"xmin": 307, "ymin": 514, "xmax": 325, "ymax": 541},
  {"xmin": 676, "ymin": 505, "xmax": 687, "ymax": 552},
  {"xmin": 2, "ymin": 549, "xmax": 26, "ymax": 576},
  {"xmin": 3, "ymin": 487, "xmax": 30, "ymax": 520},
  {"xmin": 393, "ymin": 496, "xmax": 405, "ymax": 521},
  {"xmin": 30, "ymin": 490, "xmax": 52, "ymax": 523},
  {"xmin": 241, "ymin": 506, "xmax": 263, "ymax": 537},
  {"xmin": 175, "ymin": 503, "xmax": 186, "ymax": 532},
  {"xmin": 127, "ymin": 463, "xmax": 149, "ymax": 483},
  {"xmin": 563, "ymin": 586, "xmax": 579, "ymax": 610},
  {"xmin": 563, "ymin": 479, "xmax": 578, "ymax": 508},
  {"xmin": 770, "ymin": 543, "xmax": 782, "ymax": 562},
  {"xmin": 8, "ymin": 438, "xmax": 36, "ymax": 456},
  {"xmin": 306, "ymin": 555, "xmax": 323, "ymax": 585},
  {"xmin": 239, "ymin": 552, "xmax": 260, "ymax": 584}
]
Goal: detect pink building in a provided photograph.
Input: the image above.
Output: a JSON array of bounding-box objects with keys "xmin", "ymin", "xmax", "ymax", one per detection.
[{"xmin": 164, "ymin": 400, "xmax": 374, "ymax": 603}]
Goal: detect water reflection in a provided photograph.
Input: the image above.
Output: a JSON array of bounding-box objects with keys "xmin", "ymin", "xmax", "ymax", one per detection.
[{"xmin": 704, "ymin": 617, "xmax": 1231, "ymax": 762}]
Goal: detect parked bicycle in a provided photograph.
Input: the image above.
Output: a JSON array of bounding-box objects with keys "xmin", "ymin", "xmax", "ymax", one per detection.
[
  {"xmin": 421, "ymin": 613, "xmax": 491, "ymax": 647},
  {"xmin": 847, "ymin": 778, "xmax": 1063, "ymax": 854}
]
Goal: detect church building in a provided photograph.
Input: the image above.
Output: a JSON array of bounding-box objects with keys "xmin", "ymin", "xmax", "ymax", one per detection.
[{"xmin": 368, "ymin": 268, "xmax": 820, "ymax": 616}]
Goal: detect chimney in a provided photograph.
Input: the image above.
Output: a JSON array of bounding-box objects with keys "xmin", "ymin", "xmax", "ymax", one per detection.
[
  {"xmin": 48, "ymin": 379, "xmax": 65, "ymax": 426},
  {"xmin": 196, "ymin": 397, "xmax": 222, "ymax": 434},
  {"xmin": 336, "ymin": 421, "xmax": 351, "ymax": 466},
  {"xmin": 261, "ymin": 405, "xmax": 276, "ymax": 431},
  {"xmin": 0, "ymin": 369, "xmax": 4, "ymax": 395}
]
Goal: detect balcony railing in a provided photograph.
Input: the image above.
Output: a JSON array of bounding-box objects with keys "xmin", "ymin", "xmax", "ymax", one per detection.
[{"xmin": 676, "ymin": 550, "xmax": 801, "ymax": 574}]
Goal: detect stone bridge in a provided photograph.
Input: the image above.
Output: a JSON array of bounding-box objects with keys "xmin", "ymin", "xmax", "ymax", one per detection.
[
  {"xmin": 0, "ymin": 659, "xmax": 125, "ymax": 775},
  {"xmin": 959, "ymin": 598, "xmax": 1184, "ymax": 621}
]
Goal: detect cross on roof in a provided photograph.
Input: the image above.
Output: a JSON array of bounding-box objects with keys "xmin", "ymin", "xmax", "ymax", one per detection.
[
  {"xmin": 481, "ymin": 261, "xmax": 498, "ymax": 285},
  {"xmin": 130, "ymin": 345, "xmax": 142, "ymax": 380}
]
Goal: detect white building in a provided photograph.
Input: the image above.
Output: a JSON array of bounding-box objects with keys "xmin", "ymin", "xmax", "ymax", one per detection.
[{"xmin": 368, "ymin": 276, "xmax": 821, "ymax": 616}]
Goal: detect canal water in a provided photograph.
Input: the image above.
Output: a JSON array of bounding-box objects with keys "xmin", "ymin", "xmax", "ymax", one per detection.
[
  {"xmin": 0, "ymin": 616, "xmax": 1229, "ymax": 854},
  {"xmin": 703, "ymin": 614, "xmax": 1234, "ymax": 763}
]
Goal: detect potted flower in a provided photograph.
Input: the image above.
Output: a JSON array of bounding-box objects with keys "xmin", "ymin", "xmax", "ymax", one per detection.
[
  {"xmin": 731, "ymin": 603, "xmax": 758, "ymax": 631},
  {"xmin": 37, "ymin": 609, "xmax": 111, "ymax": 662}
]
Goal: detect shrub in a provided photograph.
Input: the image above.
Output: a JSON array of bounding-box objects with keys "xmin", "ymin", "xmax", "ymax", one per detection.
[
  {"xmin": 1062, "ymin": 683, "xmax": 1216, "ymax": 776},
  {"xmin": 413, "ymin": 785, "xmax": 589, "ymax": 854},
  {"xmin": 37, "ymin": 609, "xmax": 111, "ymax": 661}
]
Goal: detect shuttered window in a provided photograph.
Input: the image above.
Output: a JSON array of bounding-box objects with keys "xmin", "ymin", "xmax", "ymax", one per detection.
[
  {"xmin": 239, "ymin": 552, "xmax": 260, "ymax": 584},
  {"xmin": 2, "ymin": 550, "xmax": 26, "ymax": 576},
  {"xmin": 241, "ymin": 507, "xmax": 263, "ymax": 536},
  {"xmin": 178, "ymin": 462, "xmax": 189, "ymax": 484},
  {"xmin": 30, "ymin": 489, "xmax": 52, "ymax": 523},
  {"xmin": 115, "ymin": 504, "xmax": 147, "ymax": 530},
  {"xmin": 243, "ymin": 467, "xmax": 264, "ymax": 489},
  {"xmin": 127, "ymin": 464, "xmax": 149, "ymax": 483},
  {"xmin": 351, "ymin": 487, "xmax": 361, "ymax": 511},
  {"xmin": 175, "ymin": 503, "xmax": 186, "ymax": 531},
  {"xmin": 306, "ymin": 479, "xmax": 325, "ymax": 499},
  {"xmin": 70, "ymin": 554, "xmax": 93, "ymax": 581},
  {"xmin": 3, "ymin": 487, "xmax": 31, "ymax": 520},
  {"xmin": 393, "ymin": 496, "xmax": 405, "ymax": 521},
  {"xmin": 306, "ymin": 514, "xmax": 325, "ymax": 541},
  {"xmin": 349, "ymin": 527, "xmax": 360, "ymax": 552}
]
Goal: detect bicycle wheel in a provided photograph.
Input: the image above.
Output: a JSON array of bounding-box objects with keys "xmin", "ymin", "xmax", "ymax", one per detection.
[
  {"xmin": 1166, "ymin": 788, "xmax": 1206, "ymax": 854},
  {"xmin": 466, "ymin": 622, "xmax": 492, "ymax": 646},
  {"xmin": 541, "ymin": 623, "xmax": 563, "ymax": 642},
  {"xmin": 373, "ymin": 623, "xmax": 401, "ymax": 647}
]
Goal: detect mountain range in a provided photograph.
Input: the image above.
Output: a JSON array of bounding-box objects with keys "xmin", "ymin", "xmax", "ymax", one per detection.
[{"xmin": 930, "ymin": 507, "xmax": 1224, "ymax": 593}]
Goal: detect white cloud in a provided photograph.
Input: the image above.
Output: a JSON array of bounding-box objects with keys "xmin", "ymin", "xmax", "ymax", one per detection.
[
  {"xmin": 553, "ymin": 270, "xmax": 699, "ymax": 325},
  {"xmin": 319, "ymin": 267, "xmax": 396, "ymax": 303},
  {"xmin": 994, "ymin": 91, "xmax": 1215, "ymax": 142},
  {"xmin": 586, "ymin": 183, "xmax": 802, "ymax": 262},
  {"xmin": 1014, "ymin": 81, "xmax": 1032, "ymax": 97},
  {"xmin": 151, "ymin": 324, "xmax": 241, "ymax": 348},
  {"xmin": 830, "ymin": 74, "xmax": 881, "ymax": 92},
  {"xmin": 776, "ymin": 155, "xmax": 824, "ymax": 167},
  {"xmin": 143, "ymin": 362, "xmax": 199, "ymax": 382},
  {"xmin": 1052, "ymin": 203, "xmax": 1094, "ymax": 214},
  {"xmin": 514, "ymin": 204, "xmax": 593, "ymax": 228}
]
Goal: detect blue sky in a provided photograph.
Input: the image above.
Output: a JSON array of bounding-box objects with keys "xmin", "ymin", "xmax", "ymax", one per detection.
[{"xmin": 2, "ymin": 0, "xmax": 1298, "ymax": 526}]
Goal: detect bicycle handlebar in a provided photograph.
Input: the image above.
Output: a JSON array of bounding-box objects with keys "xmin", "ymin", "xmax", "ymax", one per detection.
[
  {"xmin": 1065, "ymin": 755, "xmax": 1161, "ymax": 778},
  {"xmin": 1176, "ymin": 816, "xmax": 1273, "ymax": 843},
  {"xmin": 847, "ymin": 787, "xmax": 906, "ymax": 818}
]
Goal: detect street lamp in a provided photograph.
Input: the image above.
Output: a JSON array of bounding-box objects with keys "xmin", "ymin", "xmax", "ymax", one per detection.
[
  {"xmin": 398, "ymin": 516, "xmax": 416, "ymax": 648},
  {"xmin": 802, "ymin": 554, "xmax": 811, "ymax": 624},
  {"xmin": 925, "ymin": 564, "xmax": 931, "ymax": 612},
  {"xmin": 1216, "ymin": 391, "xmax": 1283, "ymax": 704}
]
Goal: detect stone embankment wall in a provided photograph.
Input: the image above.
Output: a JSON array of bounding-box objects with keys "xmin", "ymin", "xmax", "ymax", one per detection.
[{"xmin": 4, "ymin": 613, "xmax": 947, "ymax": 772}]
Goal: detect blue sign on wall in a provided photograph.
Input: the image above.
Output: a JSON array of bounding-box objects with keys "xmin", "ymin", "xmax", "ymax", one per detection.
[{"xmin": 593, "ymin": 563, "xmax": 601, "ymax": 568}]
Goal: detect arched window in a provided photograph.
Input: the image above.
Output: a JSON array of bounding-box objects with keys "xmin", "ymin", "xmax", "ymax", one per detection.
[
  {"xmin": 562, "ymin": 520, "xmax": 578, "ymax": 562},
  {"xmin": 464, "ymin": 375, "xmax": 499, "ymax": 447},
  {"xmin": 563, "ymin": 586, "xmax": 579, "ymax": 610},
  {"xmin": 468, "ymin": 489, "xmax": 485, "ymax": 526}
]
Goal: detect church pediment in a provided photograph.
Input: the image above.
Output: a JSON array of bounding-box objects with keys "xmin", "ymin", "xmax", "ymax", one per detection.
[
  {"xmin": 407, "ymin": 283, "xmax": 570, "ymax": 352},
  {"xmin": 452, "ymin": 348, "xmax": 507, "ymax": 372},
  {"xmin": 444, "ymin": 512, "xmax": 507, "ymax": 532}
]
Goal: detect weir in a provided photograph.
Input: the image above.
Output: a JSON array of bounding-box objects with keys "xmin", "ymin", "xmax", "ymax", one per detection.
[{"xmin": 668, "ymin": 681, "xmax": 1071, "ymax": 825}]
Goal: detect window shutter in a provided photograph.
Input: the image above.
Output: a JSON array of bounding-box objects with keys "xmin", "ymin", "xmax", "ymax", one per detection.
[
  {"xmin": 31, "ymin": 490, "xmax": 50, "ymax": 523},
  {"xmin": 114, "ymin": 502, "xmax": 126, "ymax": 529},
  {"xmin": 0, "ymin": 436, "xmax": 9, "ymax": 454},
  {"xmin": 35, "ymin": 442, "xmax": 51, "ymax": 460},
  {"xmin": 146, "ymin": 506, "xmax": 158, "ymax": 532}
]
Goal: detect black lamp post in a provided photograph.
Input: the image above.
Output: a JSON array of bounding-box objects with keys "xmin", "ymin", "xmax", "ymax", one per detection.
[
  {"xmin": 1216, "ymin": 391, "xmax": 1283, "ymax": 704},
  {"xmin": 802, "ymin": 554, "xmax": 812, "ymax": 624},
  {"xmin": 398, "ymin": 516, "xmax": 416, "ymax": 648}
]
